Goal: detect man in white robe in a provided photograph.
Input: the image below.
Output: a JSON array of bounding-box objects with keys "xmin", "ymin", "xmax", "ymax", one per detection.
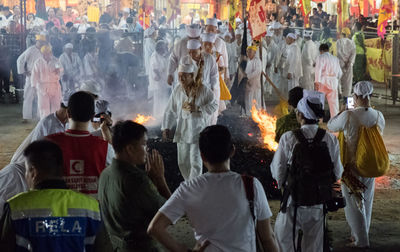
[
  {"xmin": 282, "ymin": 33, "xmax": 302, "ymax": 97},
  {"xmin": 271, "ymin": 92, "xmax": 343, "ymax": 252},
  {"xmin": 224, "ymin": 32, "xmax": 237, "ymax": 84},
  {"xmin": 315, "ymin": 43, "xmax": 343, "ymax": 118},
  {"xmin": 59, "ymin": 43, "xmax": 83, "ymax": 94},
  {"xmin": 205, "ymin": 18, "xmax": 229, "ymax": 84},
  {"xmin": 148, "ymin": 40, "xmax": 171, "ymax": 121},
  {"xmin": 197, "ymin": 34, "xmax": 220, "ymax": 124},
  {"xmin": 243, "ymin": 45, "xmax": 262, "ymax": 115},
  {"xmin": 167, "ymin": 24, "xmax": 201, "ymax": 86},
  {"xmin": 143, "ymin": 27, "xmax": 157, "ymax": 76},
  {"xmin": 301, "ymin": 29, "xmax": 319, "ymax": 90},
  {"xmin": 336, "ymin": 27, "xmax": 356, "ymax": 98},
  {"xmin": 272, "ymin": 22, "xmax": 286, "ymax": 93},
  {"xmin": 31, "ymin": 45, "xmax": 62, "ymax": 119},
  {"xmin": 162, "ymin": 58, "xmax": 218, "ymax": 180},
  {"xmin": 262, "ymin": 31, "xmax": 279, "ymax": 96},
  {"xmin": 17, "ymin": 34, "xmax": 47, "ymax": 121}
]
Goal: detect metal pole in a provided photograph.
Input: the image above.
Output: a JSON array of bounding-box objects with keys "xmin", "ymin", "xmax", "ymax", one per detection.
[{"xmin": 259, "ymin": 43, "xmax": 265, "ymax": 109}]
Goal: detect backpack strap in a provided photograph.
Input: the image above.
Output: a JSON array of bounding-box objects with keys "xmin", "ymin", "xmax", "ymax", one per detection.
[
  {"xmin": 241, "ymin": 175, "xmax": 255, "ymax": 221},
  {"xmin": 293, "ymin": 129, "xmax": 307, "ymax": 145},
  {"xmin": 314, "ymin": 128, "xmax": 326, "ymax": 143}
]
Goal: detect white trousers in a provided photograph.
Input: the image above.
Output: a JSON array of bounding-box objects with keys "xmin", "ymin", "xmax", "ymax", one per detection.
[
  {"xmin": 340, "ymin": 65, "xmax": 353, "ymax": 97},
  {"xmin": 318, "ymin": 84, "xmax": 339, "ymax": 119},
  {"xmin": 245, "ymin": 87, "xmax": 261, "ymax": 116},
  {"xmin": 275, "ymin": 204, "xmax": 324, "ymax": 252},
  {"xmin": 342, "ymin": 177, "xmax": 375, "ymax": 247},
  {"xmin": 37, "ymin": 86, "xmax": 61, "ymax": 120},
  {"xmin": 301, "ymin": 66, "xmax": 315, "ymax": 90},
  {"xmin": 177, "ymin": 142, "xmax": 203, "ymax": 181},
  {"xmin": 22, "ymin": 78, "xmax": 38, "ymax": 120},
  {"xmin": 152, "ymin": 88, "xmax": 170, "ymax": 121},
  {"xmin": 210, "ymin": 87, "xmax": 220, "ymax": 125}
]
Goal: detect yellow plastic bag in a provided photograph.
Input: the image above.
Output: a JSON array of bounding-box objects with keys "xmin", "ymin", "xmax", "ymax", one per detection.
[
  {"xmin": 219, "ymin": 75, "xmax": 231, "ymax": 100},
  {"xmin": 355, "ymin": 125, "xmax": 390, "ymax": 177}
]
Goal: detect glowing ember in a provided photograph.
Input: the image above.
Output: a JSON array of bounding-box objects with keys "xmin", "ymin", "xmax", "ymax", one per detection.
[
  {"xmin": 251, "ymin": 104, "xmax": 279, "ymax": 151},
  {"xmin": 248, "ymin": 133, "xmax": 253, "ymax": 137},
  {"xmin": 133, "ymin": 114, "xmax": 154, "ymax": 125}
]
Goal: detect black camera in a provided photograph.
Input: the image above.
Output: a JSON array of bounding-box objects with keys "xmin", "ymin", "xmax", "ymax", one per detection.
[{"xmin": 326, "ymin": 183, "xmax": 346, "ymax": 212}]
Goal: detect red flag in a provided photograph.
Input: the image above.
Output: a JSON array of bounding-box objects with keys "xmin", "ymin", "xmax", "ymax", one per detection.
[{"xmin": 248, "ymin": 0, "xmax": 267, "ymax": 40}]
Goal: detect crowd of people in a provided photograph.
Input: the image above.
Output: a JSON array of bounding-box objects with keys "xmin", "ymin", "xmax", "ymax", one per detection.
[{"xmin": 0, "ymin": 2, "xmax": 390, "ymax": 251}]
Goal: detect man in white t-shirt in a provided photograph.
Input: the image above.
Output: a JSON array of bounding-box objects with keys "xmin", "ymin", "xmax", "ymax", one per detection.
[{"xmin": 148, "ymin": 125, "xmax": 279, "ymax": 252}]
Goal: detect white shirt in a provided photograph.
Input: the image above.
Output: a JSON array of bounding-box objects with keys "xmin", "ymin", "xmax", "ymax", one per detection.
[
  {"xmin": 17, "ymin": 46, "xmax": 42, "ymax": 76},
  {"xmin": 161, "ymin": 84, "xmax": 218, "ymax": 144},
  {"xmin": 327, "ymin": 107, "xmax": 385, "ymax": 163},
  {"xmin": 59, "ymin": 52, "xmax": 83, "ymax": 81},
  {"xmin": 226, "ymin": 41, "xmax": 238, "ymax": 75},
  {"xmin": 192, "ymin": 53, "xmax": 219, "ymax": 90},
  {"xmin": 168, "ymin": 36, "xmax": 191, "ymax": 76},
  {"xmin": 271, "ymin": 124, "xmax": 343, "ymax": 190},
  {"xmin": 245, "ymin": 56, "xmax": 262, "ymax": 89},
  {"xmin": 336, "ymin": 38, "xmax": 356, "ymax": 68},
  {"xmin": 262, "ymin": 40, "xmax": 278, "ymax": 75},
  {"xmin": 283, "ymin": 42, "xmax": 302, "ymax": 78},
  {"xmin": 83, "ymin": 52, "xmax": 99, "ymax": 78},
  {"xmin": 315, "ymin": 52, "xmax": 343, "ymax": 89},
  {"xmin": 214, "ymin": 36, "xmax": 229, "ymax": 76},
  {"xmin": 160, "ymin": 171, "xmax": 272, "ymax": 252},
  {"xmin": 143, "ymin": 37, "xmax": 156, "ymax": 75},
  {"xmin": 31, "ymin": 56, "xmax": 62, "ymax": 94},
  {"xmin": 301, "ymin": 40, "xmax": 318, "ymax": 69},
  {"xmin": 149, "ymin": 51, "xmax": 169, "ymax": 93}
]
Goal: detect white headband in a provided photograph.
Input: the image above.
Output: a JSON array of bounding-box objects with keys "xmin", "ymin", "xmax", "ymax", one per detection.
[{"xmin": 187, "ymin": 39, "xmax": 201, "ymax": 50}]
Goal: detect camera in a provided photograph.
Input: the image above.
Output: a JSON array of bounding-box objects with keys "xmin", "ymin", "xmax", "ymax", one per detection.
[
  {"xmin": 326, "ymin": 183, "xmax": 346, "ymax": 212},
  {"xmin": 92, "ymin": 114, "xmax": 105, "ymax": 123}
]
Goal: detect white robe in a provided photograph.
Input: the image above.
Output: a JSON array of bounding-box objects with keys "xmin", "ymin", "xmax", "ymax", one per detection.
[
  {"xmin": 161, "ymin": 84, "xmax": 218, "ymax": 180},
  {"xmin": 0, "ymin": 113, "xmax": 67, "ymax": 217},
  {"xmin": 148, "ymin": 51, "xmax": 171, "ymax": 121},
  {"xmin": 143, "ymin": 37, "xmax": 156, "ymax": 75},
  {"xmin": 226, "ymin": 41, "xmax": 238, "ymax": 78},
  {"xmin": 31, "ymin": 56, "xmax": 62, "ymax": 119},
  {"xmin": 301, "ymin": 40, "xmax": 319, "ymax": 90},
  {"xmin": 59, "ymin": 52, "xmax": 83, "ymax": 94},
  {"xmin": 315, "ymin": 52, "xmax": 343, "ymax": 118},
  {"xmin": 82, "ymin": 52, "xmax": 104, "ymax": 91},
  {"xmin": 214, "ymin": 36, "xmax": 229, "ymax": 76},
  {"xmin": 327, "ymin": 107, "xmax": 385, "ymax": 248},
  {"xmin": 17, "ymin": 45, "xmax": 42, "ymax": 120},
  {"xmin": 262, "ymin": 40, "xmax": 279, "ymax": 95},
  {"xmin": 336, "ymin": 38, "xmax": 356, "ymax": 97},
  {"xmin": 244, "ymin": 56, "xmax": 262, "ymax": 115},
  {"xmin": 271, "ymin": 124, "xmax": 343, "ymax": 252},
  {"xmin": 168, "ymin": 37, "xmax": 191, "ymax": 77},
  {"xmin": 282, "ymin": 43, "xmax": 302, "ymax": 95}
]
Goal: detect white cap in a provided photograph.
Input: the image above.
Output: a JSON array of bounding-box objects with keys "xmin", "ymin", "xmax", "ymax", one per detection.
[
  {"xmin": 206, "ymin": 18, "xmax": 218, "ymax": 27},
  {"xmin": 144, "ymin": 27, "xmax": 156, "ymax": 37},
  {"xmin": 218, "ymin": 25, "xmax": 228, "ymax": 34},
  {"xmin": 178, "ymin": 55, "xmax": 196, "ymax": 75},
  {"xmin": 235, "ymin": 17, "xmax": 242, "ymax": 23},
  {"xmin": 224, "ymin": 32, "xmax": 232, "ymax": 39},
  {"xmin": 297, "ymin": 94, "xmax": 325, "ymax": 120},
  {"xmin": 80, "ymin": 80, "xmax": 101, "ymax": 97},
  {"xmin": 201, "ymin": 33, "xmax": 216, "ymax": 43},
  {"xmin": 187, "ymin": 39, "xmax": 201, "ymax": 50},
  {"xmin": 266, "ymin": 30, "xmax": 273, "ymax": 37},
  {"xmin": 303, "ymin": 90, "xmax": 325, "ymax": 109},
  {"xmin": 271, "ymin": 21, "xmax": 282, "ymax": 29},
  {"xmin": 353, "ymin": 81, "xmax": 373, "ymax": 99},
  {"xmin": 123, "ymin": 7, "xmax": 130, "ymax": 13},
  {"xmin": 287, "ymin": 33, "xmax": 297, "ymax": 40},
  {"xmin": 295, "ymin": 29, "xmax": 301, "ymax": 36},
  {"xmin": 235, "ymin": 29, "xmax": 243, "ymax": 36},
  {"xmin": 303, "ymin": 29, "xmax": 313, "ymax": 37},
  {"xmin": 64, "ymin": 43, "xmax": 73, "ymax": 49},
  {"xmin": 186, "ymin": 24, "xmax": 201, "ymax": 38}
]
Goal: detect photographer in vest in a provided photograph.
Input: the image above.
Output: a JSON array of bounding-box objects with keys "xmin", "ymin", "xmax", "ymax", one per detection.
[
  {"xmin": 328, "ymin": 81, "xmax": 385, "ymax": 248},
  {"xmin": 271, "ymin": 91, "xmax": 343, "ymax": 252}
]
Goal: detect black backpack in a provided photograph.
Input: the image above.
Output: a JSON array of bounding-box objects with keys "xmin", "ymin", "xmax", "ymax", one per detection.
[{"xmin": 281, "ymin": 128, "xmax": 336, "ymax": 212}]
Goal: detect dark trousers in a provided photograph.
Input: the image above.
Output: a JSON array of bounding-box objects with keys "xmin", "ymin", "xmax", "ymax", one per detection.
[{"xmin": 0, "ymin": 64, "xmax": 10, "ymax": 93}]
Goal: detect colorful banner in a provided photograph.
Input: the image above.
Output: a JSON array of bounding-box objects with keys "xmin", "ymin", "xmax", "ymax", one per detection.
[
  {"xmin": 229, "ymin": 0, "xmax": 239, "ymax": 30},
  {"xmin": 365, "ymin": 37, "xmax": 393, "ymax": 83},
  {"xmin": 337, "ymin": 0, "xmax": 349, "ymax": 34},
  {"xmin": 377, "ymin": 0, "xmax": 393, "ymax": 39},
  {"xmin": 299, "ymin": 0, "xmax": 311, "ymax": 27},
  {"xmin": 248, "ymin": 0, "xmax": 266, "ymax": 40}
]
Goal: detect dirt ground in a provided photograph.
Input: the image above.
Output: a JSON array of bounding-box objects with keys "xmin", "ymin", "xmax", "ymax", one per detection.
[{"xmin": 1, "ymin": 86, "xmax": 400, "ymax": 251}]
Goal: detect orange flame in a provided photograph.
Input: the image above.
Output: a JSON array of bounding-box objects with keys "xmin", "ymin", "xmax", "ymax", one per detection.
[
  {"xmin": 251, "ymin": 105, "xmax": 279, "ymax": 151},
  {"xmin": 133, "ymin": 114, "xmax": 154, "ymax": 125}
]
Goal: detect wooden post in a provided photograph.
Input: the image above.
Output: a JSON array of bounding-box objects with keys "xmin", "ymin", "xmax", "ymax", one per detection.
[
  {"xmin": 392, "ymin": 33, "xmax": 399, "ymax": 104},
  {"xmin": 259, "ymin": 43, "xmax": 265, "ymax": 108}
]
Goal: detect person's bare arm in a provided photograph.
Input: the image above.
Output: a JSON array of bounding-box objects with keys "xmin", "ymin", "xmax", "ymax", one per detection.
[
  {"xmin": 257, "ymin": 218, "xmax": 280, "ymax": 252},
  {"xmin": 148, "ymin": 212, "xmax": 210, "ymax": 252}
]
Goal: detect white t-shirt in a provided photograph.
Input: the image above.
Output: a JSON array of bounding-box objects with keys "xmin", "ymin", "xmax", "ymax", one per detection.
[{"xmin": 160, "ymin": 171, "xmax": 272, "ymax": 252}]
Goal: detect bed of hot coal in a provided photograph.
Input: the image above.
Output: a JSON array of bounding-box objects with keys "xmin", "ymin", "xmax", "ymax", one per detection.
[{"xmin": 146, "ymin": 112, "xmax": 281, "ymax": 200}]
